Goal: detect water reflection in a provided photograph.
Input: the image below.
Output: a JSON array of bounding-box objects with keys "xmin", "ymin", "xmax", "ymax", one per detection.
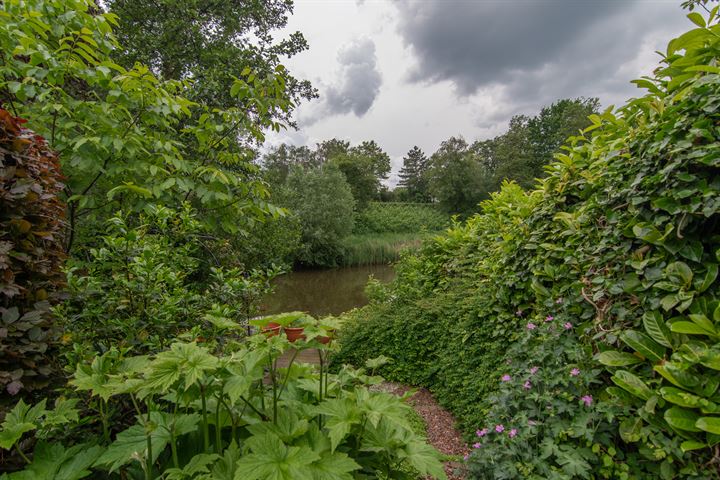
[{"xmin": 259, "ymin": 264, "xmax": 396, "ymax": 317}]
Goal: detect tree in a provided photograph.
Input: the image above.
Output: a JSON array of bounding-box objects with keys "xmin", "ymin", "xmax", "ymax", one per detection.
[
  {"xmin": 427, "ymin": 137, "xmax": 492, "ymax": 215},
  {"xmin": 284, "ymin": 165, "xmax": 355, "ymax": 267},
  {"xmin": 0, "ymin": 0, "xmax": 296, "ymax": 252},
  {"xmin": 315, "ymin": 138, "xmax": 350, "ymax": 163},
  {"xmin": 398, "ymin": 146, "xmax": 431, "ymax": 202},
  {"xmin": 261, "ymin": 144, "xmax": 320, "ymax": 185},
  {"xmin": 105, "ymin": 0, "xmax": 317, "ymax": 124}
]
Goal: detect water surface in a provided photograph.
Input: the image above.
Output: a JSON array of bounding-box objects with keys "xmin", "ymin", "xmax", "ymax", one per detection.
[{"xmin": 259, "ymin": 264, "xmax": 395, "ymax": 317}]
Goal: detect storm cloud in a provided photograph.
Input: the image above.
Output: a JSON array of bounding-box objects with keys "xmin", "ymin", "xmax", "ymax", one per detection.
[
  {"xmin": 302, "ymin": 38, "xmax": 382, "ymax": 124},
  {"xmin": 395, "ymin": 0, "xmax": 689, "ymax": 117}
]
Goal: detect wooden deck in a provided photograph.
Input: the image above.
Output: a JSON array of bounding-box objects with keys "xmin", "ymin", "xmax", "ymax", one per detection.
[{"xmin": 275, "ymin": 347, "xmax": 321, "ymax": 368}]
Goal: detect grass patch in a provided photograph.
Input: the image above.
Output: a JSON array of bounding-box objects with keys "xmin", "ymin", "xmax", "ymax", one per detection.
[
  {"xmin": 339, "ymin": 232, "xmax": 435, "ymax": 266},
  {"xmin": 354, "ymin": 202, "xmax": 449, "ymax": 235}
]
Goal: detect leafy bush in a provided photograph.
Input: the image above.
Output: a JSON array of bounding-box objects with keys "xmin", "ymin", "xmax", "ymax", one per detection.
[
  {"xmin": 353, "ymin": 202, "xmax": 448, "ymax": 235},
  {"xmin": 0, "ymin": 317, "xmax": 446, "ymax": 479},
  {"xmin": 336, "ymin": 9, "xmax": 720, "ymax": 479},
  {"xmin": 56, "ymin": 205, "xmax": 280, "ymax": 361},
  {"xmin": 0, "ymin": 108, "xmax": 66, "ymax": 397},
  {"xmin": 284, "ymin": 165, "xmax": 355, "ymax": 267}
]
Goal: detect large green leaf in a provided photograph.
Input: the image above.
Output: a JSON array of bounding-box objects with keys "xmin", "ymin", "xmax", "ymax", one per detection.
[
  {"xmin": 0, "ymin": 399, "xmax": 46, "ymax": 450},
  {"xmin": 234, "ymin": 434, "xmax": 318, "ymax": 480},
  {"xmin": 664, "ymin": 407, "xmax": 701, "ymax": 432},
  {"xmin": 660, "ymin": 387, "xmax": 716, "ymax": 410},
  {"xmin": 696, "ymin": 417, "xmax": 720, "ymax": 435},
  {"xmin": 306, "ymin": 451, "xmax": 360, "ymax": 480},
  {"xmin": 94, "ymin": 412, "xmax": 199, "ymax": 472},
  {"xmin": 143, "ymin": 342, "xmax": 219, "ymax": 393},
  {"xmin": 4, "ymin": 442, "xmax": 105, "ymax": 480},
  {"xmin": 611, "ymin": 370, "xmax": 653, "ymax": 400},
  {"xmin": 314, "ymin": 398, "xmax": 362, "ymax": 452},
  {"xmin": 642, "ymin": 311, "xmax": 673, "ymax": 348},
  {"xmin": 620, "ymin": 330, "xmax": 665, "ymax": 362},
  {"xmin": 596, "ymin": 351, "xmax": 644, "ymax": 367}
]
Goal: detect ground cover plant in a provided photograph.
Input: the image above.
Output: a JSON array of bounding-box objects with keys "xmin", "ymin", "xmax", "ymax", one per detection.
[
  {"xmin": 336, "ymin": 6, "xmax": 720, "ymax": 479},
  {"xmin": 0, "ymin": 315, "xmax": 447, "ymax": 479}
]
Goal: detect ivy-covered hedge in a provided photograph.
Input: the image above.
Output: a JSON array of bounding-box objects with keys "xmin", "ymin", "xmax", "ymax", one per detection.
[
  {"xmin": 335, "ymin": 9, "xmax": 720, "ymax": 479},
  {"xmin": 0, "ymin": 108, "xmax": 66, "ymax": 398}
]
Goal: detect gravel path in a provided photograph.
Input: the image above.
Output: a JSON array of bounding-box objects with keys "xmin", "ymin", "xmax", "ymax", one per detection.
[{"xmin": 374, "ymin": 382, "xmax": 469, "ymax": 480}]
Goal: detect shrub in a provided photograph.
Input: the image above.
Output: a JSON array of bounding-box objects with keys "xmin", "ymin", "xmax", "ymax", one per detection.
[
  {"xmin": 353, "ymin": 202, "xmax": 448, "ymax": 235},
  {"xmin": 335, "ymin": 9, "xmax": 720, "ymax": 478},
  {"xmin": 0, "ymin": 108, "xmax": 66, "ymax": 398}
]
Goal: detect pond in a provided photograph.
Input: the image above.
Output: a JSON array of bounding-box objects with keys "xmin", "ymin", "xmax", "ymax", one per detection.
[{"xmin": 259, "ymin": 264, "xmax": 396, "ymax": 317}]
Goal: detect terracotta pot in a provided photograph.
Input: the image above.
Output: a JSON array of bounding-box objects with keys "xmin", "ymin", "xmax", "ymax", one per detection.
[
  {"xmin": 267, "ymin": 322, "xmax": 281, "ymax": 328},
  {"xmin": 261, "ymin": 325, "xmax": 281, "ymax": 337},
  {"xmin": 317, "ymin": 329, "xmax": 335, "ymax": 344},
  {"xmin": 284, "ymin": 326, "xmax": 306, "ymax": 342}
]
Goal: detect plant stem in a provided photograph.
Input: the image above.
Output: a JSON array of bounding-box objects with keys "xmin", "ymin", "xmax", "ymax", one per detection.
[
  {"xmin": 14, "ymin": 444, "xmax": 30, "ymax": 464},
  {"xmin": 200, "ymin": 384, "xmax": 210, "ymax": 452},
  {"xmin": 215, "ymin": 393, "xmax": 222, "ymax": 454},
  {"xmin": 145, "ymin": 402, "xmax": 153, "ymax": 480}
]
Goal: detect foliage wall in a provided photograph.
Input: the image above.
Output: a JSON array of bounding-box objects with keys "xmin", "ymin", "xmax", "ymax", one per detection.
[
  {"xmin": 336, "ymin": 9, "xmax": 720, "ymax": 479},
  {"xmin": 0, "ymin": 108, "xmax": 66, "ymax": 397}
]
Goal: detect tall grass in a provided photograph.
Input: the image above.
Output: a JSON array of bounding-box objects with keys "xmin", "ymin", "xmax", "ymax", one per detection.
[
  {"xmin": 353, "ymin": 202, "xmax": 448, "ymax": 235},
  {"xmin": 339, "ymin": 232, "xmax": 434, "ymax": 266}
]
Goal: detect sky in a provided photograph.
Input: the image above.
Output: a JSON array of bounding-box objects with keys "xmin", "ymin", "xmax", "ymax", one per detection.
[{"xmin": 264, "ymin": 0, "xmax": 692, "ymax": 186}]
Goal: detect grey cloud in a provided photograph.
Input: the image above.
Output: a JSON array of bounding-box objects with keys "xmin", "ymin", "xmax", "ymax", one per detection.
[
  {"xmin": 303, "ymin": 38, "xmax": 382, "ymax": 124},
  {"xmin": 326, "ymin": 38, "xmax": 382, "ymax": 116},
  {"xmin": 396, "ymin": 0, "xmax": 689, "ymax": 114}
]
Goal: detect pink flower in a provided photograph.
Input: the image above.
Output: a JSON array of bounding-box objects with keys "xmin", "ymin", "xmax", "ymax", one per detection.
[
  {"xmin": 526, "ymin": 322, "xmax": 537, "ymax": 330},
  {"xmin": 476, "ymin": 428, "xmax": 488, "ymax": 437},
  {"xmin": 6, "ymin": 381, "xmax": 21, "ymax": 396},
  {"xmin": 523, "ymin": 380, "xmax": 532, "ymax": 390},
  {"xmin": 529, "ymin": 366, "xmax": 539, "ymax": 375},
  {"xmin": 555, "ymin": 298, "xmax": 563, "ymax": 304},
  {"xmin": 508, "ymin": 429, "xmax": 518, "ymax": 438},
  {"xmin": 495, "ymin": 424, "xmax": 505, "ymax": 433},
  {"xmin": 473, "ymin": 442, "xmax": 482, "ymax": 448},
  {"xmin": 581, "ymin": 395, "xmax": 593, "ymax": 406},
  {"xmin": 545, "ymin": 315, "xmax": 554, "ymax": 322},
  {"xmin": 564, "ymin": 322, "xmax": 572, "ymax": 330},
  {"xmin": 570, "ymin": 368, "xmax": 580, "ymax": 377},
  {"xmin": 501, "ymin": 374, "xmax": 512, "ymax": 382},
  {"xmin": 464, "ymin": 454, "xmax": 469, "ymax": 461}
]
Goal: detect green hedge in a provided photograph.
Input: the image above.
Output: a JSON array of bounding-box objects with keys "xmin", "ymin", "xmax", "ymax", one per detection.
[
  {"xmin": 353, "ymin": 202, "xmax": 448, "ymax": 235},
  {"xmin": 335, "ymin": 10, "xmax": 720, "ymax": 479}
]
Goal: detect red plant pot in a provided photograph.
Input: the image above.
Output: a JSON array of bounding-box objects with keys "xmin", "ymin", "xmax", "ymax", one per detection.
[
  {"xmin": 317, "ymin": 335, "xmax": 331, "ymax": 344},
  {"xmin": 284, "ymin": 327, "xmax": 306, "ymax": 343},
  {"xmin": 261, "ymin": 325, "xmax": 281, "ymax": 337}
]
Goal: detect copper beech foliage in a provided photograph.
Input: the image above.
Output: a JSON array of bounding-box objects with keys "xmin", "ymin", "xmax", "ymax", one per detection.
[{"xmin": 0, "ymin": 108, "xmax": 66, "ymax": 397}]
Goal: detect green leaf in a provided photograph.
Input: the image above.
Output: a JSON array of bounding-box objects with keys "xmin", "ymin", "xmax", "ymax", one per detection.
[
  {"xmin": 664, "ymin": 407, "xmax": 701, "ymax": 432},
  {"xmin": 660, "ymin": 387, "xmax": 716, "ymax": 409},
  {"xmin": 688, "ymin": 314, "xmax": 716, "ymax": 334},
  {"xmin": 696, "ymin": 417, "xmax": 720, "ymax": 435},
  {"xmin": 4, "ymin": 442, "xmax": 105, "ymax": 480},
  {"xmin": 619, "ymin": 417, "xmax": 643, "ymax": 443},
  {"xmin": 611, "ymin": 370, "xmax": 653, "ymax": 401},
  {"xmin": 680, "ymin": 440, "xmax": 707, "ymax": 452},
  {"xmin": 687, "ymin": 12, "xmax": 706, "ymax": 27},
  {"xmin": 666, "ymin": 261, "xmax": 693, "ymax": 287},
  {"xmin": 306, "ymin": 451, "xmax": 360, "ymax": 480},
  {"xmin": 94, "ymin": 412, "xmax": 197, "ymax": 472},
  {"xmin": 642, "ymin": 311, "xmax": 673, "ymax": 348},
  {"xmin": 695, "ymin": 264, "xmax": 718, "ymax": 293},
  {"xmin": 670, "ymin": 321, "xmax": 714, "ymax": 336},
  {"xmin": 314, "ymin": 398, "xmax": 362, "ymax": 452},
  {"xmin": 234, "ymin": 434, "xmax": 318, "ymax": 480},
  {"xmin": 0, "ymin": 399, "xmax": 46, "ymax": 450},
  {"xmin": 596, "ymin": 351, "xmax": 644, "ymax": 367},
  {"xmin": 620, "ymin": 330, "xmax": 666, "ymax": 362}
]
